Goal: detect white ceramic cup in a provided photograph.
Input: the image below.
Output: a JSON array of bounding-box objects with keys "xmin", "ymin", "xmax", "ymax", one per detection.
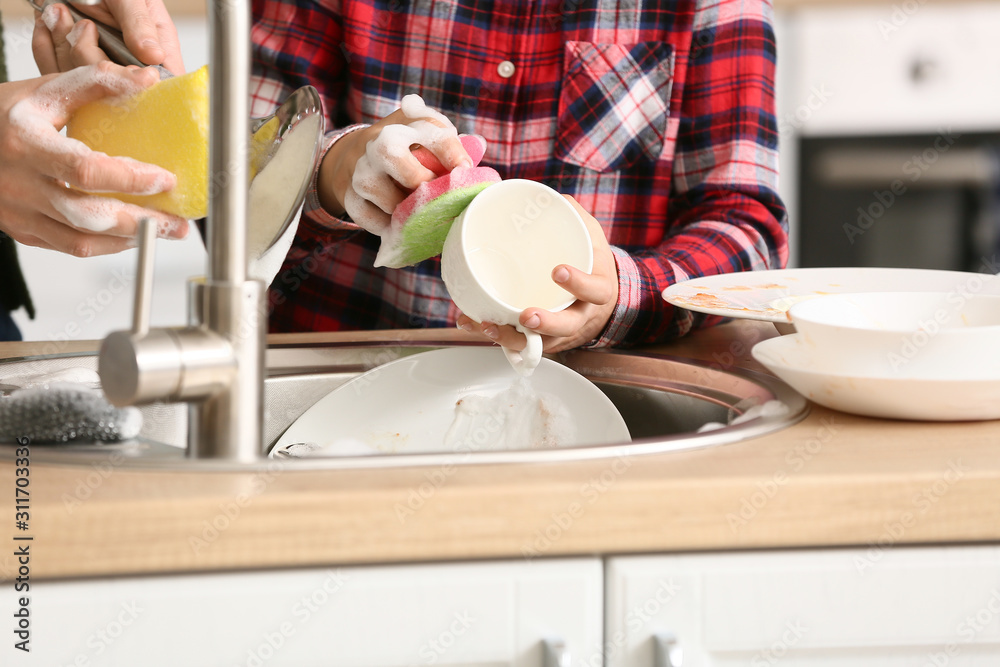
[{"xmin": 441, "ymin": 179, "xmax": 594, "ymax": 375}]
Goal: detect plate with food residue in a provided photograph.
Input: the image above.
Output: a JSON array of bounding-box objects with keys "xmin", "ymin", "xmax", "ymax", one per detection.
[
  {"xmin": 662, "ymin": 267, "xmax": 1000, "ymax": 323},
  {"xmin": 270, "ymin": 347, "xmax": 630, "ymax": 459}
]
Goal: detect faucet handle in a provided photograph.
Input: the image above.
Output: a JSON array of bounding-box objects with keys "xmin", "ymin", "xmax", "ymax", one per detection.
[
  {"xmin": 100, "ymin": 219, "xmax": 183, "ymax": 406},
  {"xmin": 132, "ymin": 218, "xmax": 157, "ymax": 337}
]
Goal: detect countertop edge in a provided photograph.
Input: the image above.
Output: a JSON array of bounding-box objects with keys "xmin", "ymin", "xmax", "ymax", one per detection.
[{"xmin": 2, "ymin": 321, "xmax": 999, "ymax": 580}]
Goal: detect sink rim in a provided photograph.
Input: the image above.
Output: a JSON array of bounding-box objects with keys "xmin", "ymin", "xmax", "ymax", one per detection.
[{"xmin": 0, "ymin": 341, "xmax": 809, "ymax": 471}]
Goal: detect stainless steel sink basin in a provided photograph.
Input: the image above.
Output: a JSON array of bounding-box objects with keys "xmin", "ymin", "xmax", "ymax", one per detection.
[{"xmin": 0, "ymin": 340, "xmax": 808, "ymax": 469}]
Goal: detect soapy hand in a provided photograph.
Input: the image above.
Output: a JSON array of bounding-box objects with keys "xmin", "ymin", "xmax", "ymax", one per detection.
[
  {"xmin": 318, "ymin": 95, "xmax": 473, "ymax": 235},
  {"xmin": 0, "ymin": 63, "xmax": 187, "ymax": 256},
  {"xmin": 457, "ymin": 196, "xmax": 619, "ymax": 353},
  {"xmin": 32, "ymin": 0, "xmax": 184, "ymax": 75}
]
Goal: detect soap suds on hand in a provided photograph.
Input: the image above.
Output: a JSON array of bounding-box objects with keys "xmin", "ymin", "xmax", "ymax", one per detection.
[
  {"xmin": 346, "ymin": 95, "xmax": 465, "ymax": 233},
  {"xmin": 400, "ymin": 94, "xmax": 452, "ymax": 127},
  {"xmin": 9, "ymin": 66, "xmax": 181, "ymax": 234}
]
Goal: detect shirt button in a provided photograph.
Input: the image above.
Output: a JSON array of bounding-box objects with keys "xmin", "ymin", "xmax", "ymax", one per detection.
[{"xmin": 497, "ymin": 60, "xmax": 515, "ymax": 78}]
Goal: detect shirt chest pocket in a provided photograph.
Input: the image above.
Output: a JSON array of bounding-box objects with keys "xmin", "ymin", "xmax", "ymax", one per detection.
[{"xmin": 555, "ymin": 41, "xmax": 675, "ymax": 173}]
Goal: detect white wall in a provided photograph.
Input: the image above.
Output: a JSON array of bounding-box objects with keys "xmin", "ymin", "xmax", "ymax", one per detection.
[{"xmin": 2, "ymin": 16, "xmax": 209, "ymax": 342}]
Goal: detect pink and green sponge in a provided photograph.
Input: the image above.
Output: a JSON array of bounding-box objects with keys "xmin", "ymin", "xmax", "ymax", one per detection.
[{"xmin": 374, "ymin": 134, "xmax": 501, "ymax": 268}]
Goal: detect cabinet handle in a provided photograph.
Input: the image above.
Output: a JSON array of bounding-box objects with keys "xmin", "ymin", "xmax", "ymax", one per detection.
[
  {"xmin": 653, "ymin": 632, "xmax": 683, "ymax": 667},
  {"xmin": 815, "ymin": 146, "xmax": 999, "ymax": 188},
  {"xmin": 909, "ymin": 56, "xmax": 940, "ymax": 84},
  {"xmin": 543, "ymin": 638, "xmax": 571, "ymax": 667}
]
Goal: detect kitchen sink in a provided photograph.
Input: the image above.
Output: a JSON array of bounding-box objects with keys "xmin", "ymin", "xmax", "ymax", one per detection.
[{"xmin": 0, "ymin": 340, "xmax": 808, "ymax": 469}]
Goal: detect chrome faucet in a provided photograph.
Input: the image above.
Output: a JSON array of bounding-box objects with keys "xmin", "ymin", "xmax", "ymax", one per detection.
[{"xmin": 98, "ymin": 0, "xmax": 266, "ymax": 462}]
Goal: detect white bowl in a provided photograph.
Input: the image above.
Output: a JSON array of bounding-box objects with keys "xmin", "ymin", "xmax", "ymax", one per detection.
[
  {"xmin": 787, "ymin": 291, "xmax": 1000, "ymax": 379},
  {"xmin": 752, "ymin": 334, "xmax": 1000, "ymax": 421}
]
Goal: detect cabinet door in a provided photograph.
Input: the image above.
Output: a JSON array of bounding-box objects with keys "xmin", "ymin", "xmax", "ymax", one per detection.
[
  {"xmin": 12, "ymin": 557, "xmax": 602, "ymax": 666},
  {"xmin": 606, "ymin": 545, "xmax": 1000, "ymax": 667},
  {"xmin": 787, "ymin": 4, "xmax": 1000, "ymax": 135}
]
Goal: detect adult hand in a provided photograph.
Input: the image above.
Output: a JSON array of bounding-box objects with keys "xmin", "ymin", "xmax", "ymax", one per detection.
[
  {"xmin": 457, "ymin": 195, "xmax": 620, "ymax": 353},
  {"xmin": 33, "ymin": 0, "xmax": 184, "ymax": 75},
  {"xmin": 0, "ymin": 63, "xmax": 188, "ymax": 257},
  {"xmin": 317, "ymin": 96, "xmax": 473, "ymax": 235}
]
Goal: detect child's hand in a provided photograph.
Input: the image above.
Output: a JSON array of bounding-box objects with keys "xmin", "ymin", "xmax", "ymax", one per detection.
[
  {"xmin": 457, "ymin": 195, "xmax": 620, "ymax": 352},
  {"xmin": 318, "ymin": 95, "xmax": 473, "ymax": 235}
]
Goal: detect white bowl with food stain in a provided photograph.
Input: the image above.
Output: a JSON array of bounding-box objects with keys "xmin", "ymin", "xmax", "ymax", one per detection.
[{"xmin": 786, "ymin": 291, "xmax": 1000, "ymax": 378}]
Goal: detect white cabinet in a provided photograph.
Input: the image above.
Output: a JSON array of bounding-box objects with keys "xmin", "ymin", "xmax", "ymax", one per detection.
[
  {"xmin": 15, "ymin": 545, "xmax": 1000, "ymax": 665},
  {"xmin": 605, "ymin": 545, "xmax": 1000, "ymax": 667},
  {"xmin": 15, "ymin": 558, "xmax": 603, "ymax": 667},
  {"xmin": 781, "ymin": 3, "xmax": 1000, "ymax": 136}
]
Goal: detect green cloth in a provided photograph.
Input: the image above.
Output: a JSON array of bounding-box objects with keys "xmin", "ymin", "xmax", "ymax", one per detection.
[{"xmin": 0, "ymin": 11, "xmax": 36, "ymax": 320}]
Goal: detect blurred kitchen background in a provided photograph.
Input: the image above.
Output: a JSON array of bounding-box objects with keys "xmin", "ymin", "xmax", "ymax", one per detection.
[{"xmin": 3, "ymin": 0, "xmax": 1000, "ymax": 342}]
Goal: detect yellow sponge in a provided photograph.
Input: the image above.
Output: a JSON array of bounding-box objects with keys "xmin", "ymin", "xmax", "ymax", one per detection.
[{"xmin": 66, "ymin": 65, "xmax": 209, "ymax": 219}]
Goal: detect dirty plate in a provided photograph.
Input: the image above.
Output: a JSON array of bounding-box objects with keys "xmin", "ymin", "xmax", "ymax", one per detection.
[
  {"xmin": 752, "ymin": 333, "xmax": 1000, "ymax": 421},
  {"xmin": 270, "ymin": 347, "xmax": 631, "ymax": 458},
  {"xmin": 662, "ymin": 267, "xmax": 1000, "ymax": 323}
]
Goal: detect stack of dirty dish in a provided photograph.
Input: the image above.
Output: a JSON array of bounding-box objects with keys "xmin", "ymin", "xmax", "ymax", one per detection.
[{"xmin": 751, "ymin": 292, "xmax": 1000, "ymax": 420}]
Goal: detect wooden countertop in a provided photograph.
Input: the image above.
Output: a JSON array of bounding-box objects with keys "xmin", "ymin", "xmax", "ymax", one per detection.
[{"xmin": 1, "ymin": 320, "xmax": 998, "ymax": 581}]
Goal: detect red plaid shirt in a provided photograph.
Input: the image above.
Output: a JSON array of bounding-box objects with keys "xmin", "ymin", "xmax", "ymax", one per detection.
[{"xmin": 251, "ymin": 0, "xmax": 788, "ymax": 347}]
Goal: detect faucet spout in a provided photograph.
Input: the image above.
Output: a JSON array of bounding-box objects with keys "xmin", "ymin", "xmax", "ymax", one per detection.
[
  {"xmin": 189, "ymin": 0, "xmax": 266, "ymax": 460},
  {"xmin": 98, "ymin": 0, "xmax": 267, "ymax": 462}
]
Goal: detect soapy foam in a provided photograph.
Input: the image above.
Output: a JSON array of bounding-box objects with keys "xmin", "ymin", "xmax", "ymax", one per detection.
[
  {"xmin": 10, "ymin": 66, "xmax": 152, "ymax": 150},
  {"xmin": 112, "ymin": 156, "xmax": 178, "ymax": 196},
  {"xmin": 374, "ymin": 135, "xmax": 496, "ymax": 267},
  {"xmin": 400, "ymin": 93, "xmax": 451, "ymax": 127},
  {"xmin": 41, "ymin": 4, "xmax": 60, "ymax": 31},
  {"xmin": 9, "ymin": 65, "xmax": 172, "ymax": 189},
  {"xmin": 49, "ymin": 182, "xmax": 186, "ymax": 236},
  {"xmin": 443, "ymin": 377, "xmax": 575, "ymax": 451},
  {"xmin": 345, "ymin": 95, "xmax": 464, "ymax": 232},
  {"xmin": 343, "ymin": 188, "xmax": 390, "ymax": 235},
  {"xmin": 50, "ymin": 187, "xmax": 128, "ymax": 234},
  {"xmin": 8, "ymin": 66, "xmax": 183, "ymax": 234},
  {"xmin": 66, "ymin": 20, "xmax": 86, "ymax": 48}
]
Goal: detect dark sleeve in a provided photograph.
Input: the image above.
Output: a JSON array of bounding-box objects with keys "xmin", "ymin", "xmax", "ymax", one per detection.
[{"xmin": 0, "ymin": 234, "xmax": 35, "ymax": 319}]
